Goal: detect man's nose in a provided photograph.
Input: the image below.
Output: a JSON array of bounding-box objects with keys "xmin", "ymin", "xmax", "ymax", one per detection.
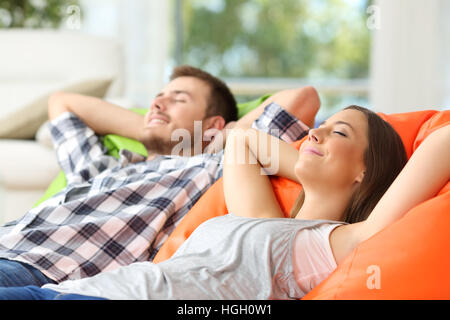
[{"xmin": 151, "ymin": 96, "xmax": 168, "ymax": 112}]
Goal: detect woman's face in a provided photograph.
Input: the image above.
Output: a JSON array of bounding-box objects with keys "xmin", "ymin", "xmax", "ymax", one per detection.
[{"xmin": 295, "ymin": 109, "xmax": 369, "ymax": 191}]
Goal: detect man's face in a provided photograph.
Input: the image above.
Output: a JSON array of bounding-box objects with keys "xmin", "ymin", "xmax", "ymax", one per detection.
[{"xmin": 139, "ymin": 76, "xmax": 211, "ymax": 155}]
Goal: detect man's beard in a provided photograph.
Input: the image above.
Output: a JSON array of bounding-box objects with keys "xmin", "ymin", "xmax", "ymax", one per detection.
[
  {"xmin": 141, "ymin": 135, "xmax": 178, "ymax": 155},
  {"xmin": 140, "ymin": 126, "xmax": 204, "ymax": 157}
]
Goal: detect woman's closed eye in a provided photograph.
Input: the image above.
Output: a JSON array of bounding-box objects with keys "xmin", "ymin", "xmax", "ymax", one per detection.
[{"xmin": 333, "ymin": 131, "xmax": 347, "ymax": 137}]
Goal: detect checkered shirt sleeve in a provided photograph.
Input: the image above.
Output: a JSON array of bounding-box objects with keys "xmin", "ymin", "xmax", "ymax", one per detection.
[
  {"xmin": 252, "ymin": 102, "xmax": 310, "ymax": 142},
  {"xmin": 49, "ymin": 112, "xmax": 119, "ymax": 186}
]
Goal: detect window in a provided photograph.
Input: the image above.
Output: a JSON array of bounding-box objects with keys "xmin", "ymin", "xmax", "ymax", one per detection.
[
  {"xmin": 65, "ymin": 0, "xmax": 447, "ymax": 117},
  {"xmin": 173, "ymin": 0, "xmax": 372, "ymax": 121},
  {"xmin": 4, "ymin": 1, "xmax": 445, "ymax": 116}
]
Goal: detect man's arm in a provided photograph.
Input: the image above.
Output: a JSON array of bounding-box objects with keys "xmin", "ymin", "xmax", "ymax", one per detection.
[
  {"xmin": 235, "ymin": 86, "xmax": 320, "ymax": 129},
  {"xmin": 205, "ymin": 86, "xmax": 319, "ymax": 153},
  {"xmin": 48, "ymin": 92, "xmax": 144, "ymax": 141}
]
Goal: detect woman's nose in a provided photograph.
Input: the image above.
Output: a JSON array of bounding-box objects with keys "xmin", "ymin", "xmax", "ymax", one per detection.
[{"xmin": 308, "ymin": 128, "xmax": 321, "ymax": 143}]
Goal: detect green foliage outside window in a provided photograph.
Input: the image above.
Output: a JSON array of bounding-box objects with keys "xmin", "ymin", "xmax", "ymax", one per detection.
[
  {"xmin": 179, "ymin": 0, "xmax": 372, "ymax": 113},
  {"xmin": 0, "ymin": 0, "xmax": 80, "ymax": 28},
  {"xmin": 181, "ymin": 0, "xmax": 371, "ymax": 79}
]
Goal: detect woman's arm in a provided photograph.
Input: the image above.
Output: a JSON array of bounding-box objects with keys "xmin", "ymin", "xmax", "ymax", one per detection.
[
  {"xmin": 356, "ymin": 125, "xmax": 450, "ymax": 239},
  {"xmin": 223, "ymin": 128, "xmax": 300, "ymax": 218},
  {"xmin": 331, "ymin": 125, "xmax": 450, "ymax": 264},
  {"xmin": 48, "ymin": 92, "xmax": 144, "ymax": 141}
]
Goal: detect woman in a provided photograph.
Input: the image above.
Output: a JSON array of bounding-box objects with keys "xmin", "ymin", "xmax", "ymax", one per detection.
[{"xmin": 0, "ymin": 106, "xmax": 448, "ymax": 300}]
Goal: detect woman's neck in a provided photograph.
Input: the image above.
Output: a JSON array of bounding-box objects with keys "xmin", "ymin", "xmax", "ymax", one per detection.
[{"xmin": 295, "ymin": 189, "xmax": 352, "ymax": 222}]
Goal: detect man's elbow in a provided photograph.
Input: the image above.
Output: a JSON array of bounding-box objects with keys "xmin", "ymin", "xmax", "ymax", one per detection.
[
  {"xmin": 302, "ymin": 86, "xmax": 320, "ymax": 110},
  {"xmin": 289, "ymin": 86, "xmax": 320, "ymax": 128},
  {"xmin": 48, "ymin": 91, "xmax": 70, "ymax": 120}
]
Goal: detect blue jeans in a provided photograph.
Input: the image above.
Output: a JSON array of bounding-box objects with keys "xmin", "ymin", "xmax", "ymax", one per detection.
[
  {"xmin": 0, "ymin": 258, "xmax": 55, "ymax": 287},
  {"xmin": 0, "ymin": 285, "xmax": 107, "ymax": 300}
]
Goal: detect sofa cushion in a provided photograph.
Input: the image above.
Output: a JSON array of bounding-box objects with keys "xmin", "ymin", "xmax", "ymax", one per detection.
[
  {"xmin": 0, "ymin": 78, "xmax": 112, "ymax": 139},
  {"xmin": 0, "ymin": 140, "xmax": 60, "ymax": 189}
]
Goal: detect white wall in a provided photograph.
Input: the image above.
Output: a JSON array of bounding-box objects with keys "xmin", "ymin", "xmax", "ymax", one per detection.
[{"xmin": 370, "ymin": 0, "xmax": 450, "ymax": 113}]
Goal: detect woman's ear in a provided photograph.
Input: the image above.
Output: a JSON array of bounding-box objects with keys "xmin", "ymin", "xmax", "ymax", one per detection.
[{"xmin": 355, "ymin": 170, "xmax": 366, "ymax": 184}]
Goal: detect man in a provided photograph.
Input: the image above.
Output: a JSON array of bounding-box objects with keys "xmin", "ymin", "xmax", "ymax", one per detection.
[{"xmin": 0, "ymin": 65, "xmax": 320, "ymax": 287}]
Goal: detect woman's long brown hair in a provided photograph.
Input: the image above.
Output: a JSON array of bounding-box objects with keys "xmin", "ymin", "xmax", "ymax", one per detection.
[{"xmin": 290, "ymin": 105, "xmax": 408, "ymax": 224}]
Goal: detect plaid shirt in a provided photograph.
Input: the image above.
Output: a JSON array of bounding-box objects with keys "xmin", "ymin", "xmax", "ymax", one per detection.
[{"xmin": 0, "ymin": 103, "xmax": 309, "ymax": 282}]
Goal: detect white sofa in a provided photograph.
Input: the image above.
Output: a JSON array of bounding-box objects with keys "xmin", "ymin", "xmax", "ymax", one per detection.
[{"xmin": 0, "ymin": 29, "xmax": 133, "ymax": 225}]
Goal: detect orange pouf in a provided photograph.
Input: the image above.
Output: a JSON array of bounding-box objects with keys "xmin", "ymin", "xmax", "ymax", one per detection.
[{"xmin": 153, "ymin": 109, "xmax": 450, "ymax": 300}]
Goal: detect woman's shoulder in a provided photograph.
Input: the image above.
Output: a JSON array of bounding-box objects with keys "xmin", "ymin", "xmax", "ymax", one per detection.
[{"xmin": 328, "ymin": 221, "xmax": 365, "ymax": 265}]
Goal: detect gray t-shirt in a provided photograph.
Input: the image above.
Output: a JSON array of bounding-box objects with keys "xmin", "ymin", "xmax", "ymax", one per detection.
[{"xmin": 44, "ymin": 214, "xmax": 342, "ymax": 300}]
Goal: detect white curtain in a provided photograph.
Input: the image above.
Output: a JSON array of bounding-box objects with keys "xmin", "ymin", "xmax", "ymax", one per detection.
[
  {"xmin": 369, "ymin": 0, "xmax": 450, "ymax": 113},
  {"xmin": 79, "ymin": 0, "xmax": 171, "ymax": 106}
]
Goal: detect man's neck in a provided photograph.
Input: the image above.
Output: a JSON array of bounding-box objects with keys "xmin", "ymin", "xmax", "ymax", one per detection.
[
  {"xmin": 146, "ymin": 153, "xmax": 158, "ymax": 161},
  {"xmin": 145, "ymin": 145, "xmax": 203, "ymax": 161}
]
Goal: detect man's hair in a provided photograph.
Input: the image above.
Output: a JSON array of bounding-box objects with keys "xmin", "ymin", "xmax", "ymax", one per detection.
[{"xmin": 170, "ymin": 65, "xmax": 238, "ymax": 123}]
